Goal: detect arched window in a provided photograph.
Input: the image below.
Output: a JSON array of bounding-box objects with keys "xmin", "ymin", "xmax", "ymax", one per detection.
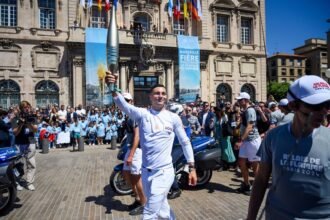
[
  {"xmin": 35, "ymin": 80, "xmax": 59, "ymax": 107},
  {"xmin": 133, "ymin": 13, "xmax": 151, "ymax": 31},
  {"xmin": 216, "ymin": 83, "xmax": 232, "ymax": 103},
  {"xmin": 241, "ymin": 83, "xmax": 256, "ymax": 101},
  {"xmin": 0, "ymin": 80, "xmax": 20, "ymax": 109}
]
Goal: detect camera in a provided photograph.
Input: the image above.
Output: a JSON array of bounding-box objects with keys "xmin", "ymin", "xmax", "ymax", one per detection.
[{"xmin": 20, "ymin": 112, "xmax": 37, "ymax": 124}]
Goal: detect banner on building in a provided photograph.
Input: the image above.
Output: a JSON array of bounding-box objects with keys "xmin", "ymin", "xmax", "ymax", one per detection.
[
  {"xmin": 85, "ymin": 28, "xmax": 112, "ymax": 106},
  {"xmin": 177, "ymin": 35, "xmax": 200, "ymax": 103}
]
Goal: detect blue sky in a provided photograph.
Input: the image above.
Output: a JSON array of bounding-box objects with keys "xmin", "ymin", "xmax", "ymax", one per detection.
[{"xmin": 266, "ymin": 0, "xmax": 330, "ymax": 55}]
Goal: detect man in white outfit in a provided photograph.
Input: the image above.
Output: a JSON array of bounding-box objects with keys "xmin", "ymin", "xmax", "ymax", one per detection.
[{"xmin": 106, "ymin": 72, "xmax": 197, "ymax": 220}]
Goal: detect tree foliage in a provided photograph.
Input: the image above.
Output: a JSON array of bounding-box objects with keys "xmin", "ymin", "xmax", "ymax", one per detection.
[{"xmin": 267, "ymin": 81, "xmax": 290, "ymax": 101}]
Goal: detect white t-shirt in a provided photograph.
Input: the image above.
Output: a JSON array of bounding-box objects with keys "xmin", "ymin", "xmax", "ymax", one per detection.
[{"xmin": 57, "ymin": 110, "xmax": 67, "ymax": 121}]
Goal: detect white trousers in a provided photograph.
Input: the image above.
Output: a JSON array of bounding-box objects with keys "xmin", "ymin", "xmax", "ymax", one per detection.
[{"xmin": 141, "ymin": 167, "xmax": 175, "ymax": 220}]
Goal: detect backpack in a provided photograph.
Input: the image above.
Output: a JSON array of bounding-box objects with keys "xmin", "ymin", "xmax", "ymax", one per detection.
[{"xmin": 241, "ymin": 107, "xmax": 270, "ymax": 134}]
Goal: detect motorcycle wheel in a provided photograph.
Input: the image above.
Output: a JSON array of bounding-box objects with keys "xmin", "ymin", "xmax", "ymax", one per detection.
[
  {"xmin": 109, "ymin": 170, "xmax": 133, "ymax": 195},
  {"xmin": 195, "ymin": 169, "xmax": 212, "ymax": 187},
  {"xmin": 0, "ymin": 185, "xmax": 16, "ymax": 213}
]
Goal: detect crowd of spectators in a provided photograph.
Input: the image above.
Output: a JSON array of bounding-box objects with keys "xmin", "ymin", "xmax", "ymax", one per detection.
[{"xmin": 1, "ymin": 94, "xmax": 329, "ymax": 153}]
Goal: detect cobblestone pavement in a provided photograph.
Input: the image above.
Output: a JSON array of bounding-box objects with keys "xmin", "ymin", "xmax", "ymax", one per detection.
[{"xmin": 2, "ymin": 145, "xmax": 265, "ymax": 220}]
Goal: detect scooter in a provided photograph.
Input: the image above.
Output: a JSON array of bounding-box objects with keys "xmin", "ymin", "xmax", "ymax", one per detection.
[
  {"xmin": 110, "ymin": 135, "xmax": 222, "ymax": 195},
  {"xmin": 171, "ymin": 136, "xmax": 222, "ymax": 189},
  {"xmin": 0, "ymin": 146, "xmax": 22, "ymax": 213}
]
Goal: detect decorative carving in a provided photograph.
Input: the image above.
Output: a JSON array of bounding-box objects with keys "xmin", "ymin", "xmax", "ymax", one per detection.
[
  {"xmin": 200, "ymin": 62, "xmax": 207, "ymax": 70},
  {"xmin": 155, "ymin": 63, "xmax": 164, "ymax": 71},
  {"xmin": 40, "ymin": 41, "xmax": 53, "ymax": 51},
  {"xmin": 20, "ymin": 0, "xmax": 24, "ymax": 7},
  {"xmin": 165, "ymin": 62, "xmax": 172, "ymax": 69},
  {"xmin": 237, "ymin": 43, "xmax": 242, "ymax": 49},
  {"xmin": 212, "ymin": 41, "xmax": 218, "ymax": 48},
  {"xmin": 54, "ymin": 29, "xmax": 62, "ymax": 36},
  {"xmin": 219, "ymin": 53, "xmax": 229, "ymax": 60},
  {"xmin": 0, "ymin": 42, "xmax": 22, "ymax": 70},
  {"xmin": 15, "ymin": 27, "xmax": 23, "ymax": 33},
  {"xmin": 31, "ymin": 44, "xmax": 61, "ymax": 72},
  {"xmin": 0, "ymin": 39, "xmax": 13, "ymax": 49},
  {"xmin": 140, "ymin": 42, "xmax": 155, "ymax": 65},
  {"xmin": 30, "ymin": 0, "xmax": 33, "ymax": 8},
  {"xmin": 30, "ymin": 28, "xmax": 37, "ymax": 35},
  {"xmin": 73, "ymin": 59, "xmax": 85, "ymax": 67}
]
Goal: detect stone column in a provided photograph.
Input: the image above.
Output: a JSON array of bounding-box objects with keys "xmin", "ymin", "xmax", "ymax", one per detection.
[
  {"xmin": 165, "ymin": 62, "xmax": 173, "ymax": 99},
  {"xmin": 119, "ymin": 62, "xmax": 127, "ymax": 92},
  {"xmin": 200, "ymin": 62, "xmax": 208, "ymax": 102},
  {"xmin": 72, "ymin": 58, "xmax": 85, "ymax": 107}
]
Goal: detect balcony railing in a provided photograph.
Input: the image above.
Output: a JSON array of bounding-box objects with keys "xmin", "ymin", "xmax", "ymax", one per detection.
[{"xmin": 124, "ymin": 29, "xmax": 167, "ymax": 40}]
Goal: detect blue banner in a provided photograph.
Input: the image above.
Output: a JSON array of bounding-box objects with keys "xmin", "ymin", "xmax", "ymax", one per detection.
[
  {"xmin": 177, "ymin": 35, "xmax": 200, "ymax": 103},
  {"xmin": 85, "ymin": 28, "xmax": 112, "ymax": 106}
]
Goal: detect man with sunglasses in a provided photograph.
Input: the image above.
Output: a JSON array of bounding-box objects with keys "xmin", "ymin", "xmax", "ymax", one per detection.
[{"xmin": 247, "ymin": 75, "xmax": 330, "ymax": 220}]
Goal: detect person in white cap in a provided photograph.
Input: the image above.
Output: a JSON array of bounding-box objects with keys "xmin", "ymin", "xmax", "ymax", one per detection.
[
  {"xmin": 121, "ymin": 92, "xmax": 146, "ymax": 215},
  {"xmin": 106, "ymin": 72, "xmax": 197, "ymax": 220},
  {"xmin": 235, "ymin": 92, "xmax": 261, "ymax": 195},
  {"xmin": 247, "ymin": 75, "xmax": 330, "ymax": 220},
  {"xmin": 268, "ymin": 101, "xmax": 284, "ymax": 129},
  {"xmin": 277, "ymin": 98, "xmax": 294, "ymax": 126}
]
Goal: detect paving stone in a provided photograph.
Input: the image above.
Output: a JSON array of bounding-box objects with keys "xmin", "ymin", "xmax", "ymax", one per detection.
[{"xmin": 2, "ymin": 145, "xmax": 266, "ymax": 220}]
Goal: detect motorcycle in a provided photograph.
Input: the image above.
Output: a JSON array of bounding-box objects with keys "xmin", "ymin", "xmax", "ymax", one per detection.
[
  {"xmin": 0, "ymin": 146, "xmax": 22, "ymax": 213},
  {"xmin": 110, "ymin": 135, "xmax": 222, "ymax": 195}
]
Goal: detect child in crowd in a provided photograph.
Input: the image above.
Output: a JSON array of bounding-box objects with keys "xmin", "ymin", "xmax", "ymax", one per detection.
[
  {"xmin": 70, "ymin": 118, "xmax": 82, "ymax": 150},
  {"xmin": 105, "ymin": 121, "xmax": 112, "ymax": 145},
  {"xmin": 87, "ymin": 121, "xmax": 97, "ymax": 146},
  {"xmin": 96, "ymin": 120, "xmax": 105, "ymax": 145}
]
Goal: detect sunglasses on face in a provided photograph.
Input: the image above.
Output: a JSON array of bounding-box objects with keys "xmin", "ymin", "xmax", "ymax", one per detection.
[{"xmin": 301, "ymin": 101, "xmax": 330, "ymax": 112}]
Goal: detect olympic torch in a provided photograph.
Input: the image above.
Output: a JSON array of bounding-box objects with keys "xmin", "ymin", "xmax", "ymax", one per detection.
[{"xmin": 106, "ymin": 1, "xmax": 119, "ymax": 92}]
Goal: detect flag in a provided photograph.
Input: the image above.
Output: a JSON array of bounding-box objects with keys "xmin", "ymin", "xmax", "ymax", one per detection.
[
  {"xmin": 79, "ymin": 0, "xmax": 85, "ymax": 8},
  {"xmin": 173, "ymin": 0, "xmax": 181, "ymax": 20},
  {"xmin": 113, "ymin": 0, "xmax": 118, "ymax": 9},
  {"xmin": 87, "ymin": 0, "xmax": 93, "ymax": 8},
  {"xmin": 197, "ymin": 0, "xmax": 202, "ymax": 20},
  {"xmin": 191, "ymin": 0, "xmax": 200, "ymax": 20},
  {"xmin": 183, "ymin": 0, "xmax": 188, "ymax": 19},
  {"xmin": 97, "ymin": 0, "xmax": 102, "ymax": 12},
  {"xmin": 105, "ymin": 0, "xmax": 111, "ymax": 11},
  {"xmin": 168, "ymin": 0, "xmax": 173, "ymax": 17}
]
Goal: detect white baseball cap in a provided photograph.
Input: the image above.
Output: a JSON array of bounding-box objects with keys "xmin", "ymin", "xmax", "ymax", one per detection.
[
  {"xmin": 268, "ymin": 102, "xmax": 277, "ymax": 108},
  {"xmin": 236, "ymin": 92, "xmax": 250, "ymax": 100},
  {"xmin": 278, "ymin": 98, "xmax": 289, "ymax": 106},
  {"xmin": 287, "ymin": 75, "xmax": 330, "ymax": 105},
  {"xmin": 123, "ymin": 92, "xmax": 133, "ymax": 100}
]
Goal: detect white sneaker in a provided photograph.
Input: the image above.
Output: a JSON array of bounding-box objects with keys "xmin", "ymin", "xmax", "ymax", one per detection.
[
  {"xmin": 27, "ymin": 184, "xmax": 35, "ymax": 191},
  {"xmin": 17, "ymin": 183, "xmax": 23, "ymax": 191}
]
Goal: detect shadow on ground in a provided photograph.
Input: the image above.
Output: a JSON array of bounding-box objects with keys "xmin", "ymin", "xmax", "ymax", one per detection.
[{"xmin": 85, "ymin": 184, "xmax": 128, "ymax": 214}]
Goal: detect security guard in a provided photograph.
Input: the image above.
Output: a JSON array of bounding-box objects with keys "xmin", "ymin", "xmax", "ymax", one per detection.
[{"xmin": 106, "ymin": 71, "xmax": 197, "ymax": 220}]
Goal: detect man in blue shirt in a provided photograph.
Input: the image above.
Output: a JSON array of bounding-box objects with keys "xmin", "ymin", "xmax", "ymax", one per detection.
[
  {"xmin": 106, "ymin": 72, "xmax": 197, "ymax": 220},
  {"xmin": 247, "ymin": 75, "xmax": 330, "ymax": 220}
]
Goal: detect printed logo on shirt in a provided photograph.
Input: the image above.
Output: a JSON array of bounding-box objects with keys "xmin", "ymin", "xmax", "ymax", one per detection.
[{"xmin": 280, "ymin": 153, "xmax": 324, "ymax": 177}]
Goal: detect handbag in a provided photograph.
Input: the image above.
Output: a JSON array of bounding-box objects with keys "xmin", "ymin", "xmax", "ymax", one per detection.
[{"xmin": 222, "ymin": 121, "xmax": 233, "ymax": 137}]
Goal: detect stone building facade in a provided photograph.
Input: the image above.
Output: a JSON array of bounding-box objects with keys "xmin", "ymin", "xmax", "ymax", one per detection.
[
  {"xmin": 267, "ymin": 53, "xmax": 306, "ymax": 83},
  {"xmin": 294, "ymin": 38, "xmax": 328, "ymax": 82},
  {"xmin": 0, "ymin": 0, "xmax": 266, "ymax": 108}
]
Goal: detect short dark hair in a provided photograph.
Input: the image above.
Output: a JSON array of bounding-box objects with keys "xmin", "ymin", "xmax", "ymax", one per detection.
[{"xmin": 149, "ymin": 84, "xmax": 166, "ymax": 94}]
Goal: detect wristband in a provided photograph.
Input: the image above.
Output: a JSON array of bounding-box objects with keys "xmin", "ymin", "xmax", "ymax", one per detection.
[{"xmin": 189, "ymin": 167, "xmax": 196, "ymax": 173}]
